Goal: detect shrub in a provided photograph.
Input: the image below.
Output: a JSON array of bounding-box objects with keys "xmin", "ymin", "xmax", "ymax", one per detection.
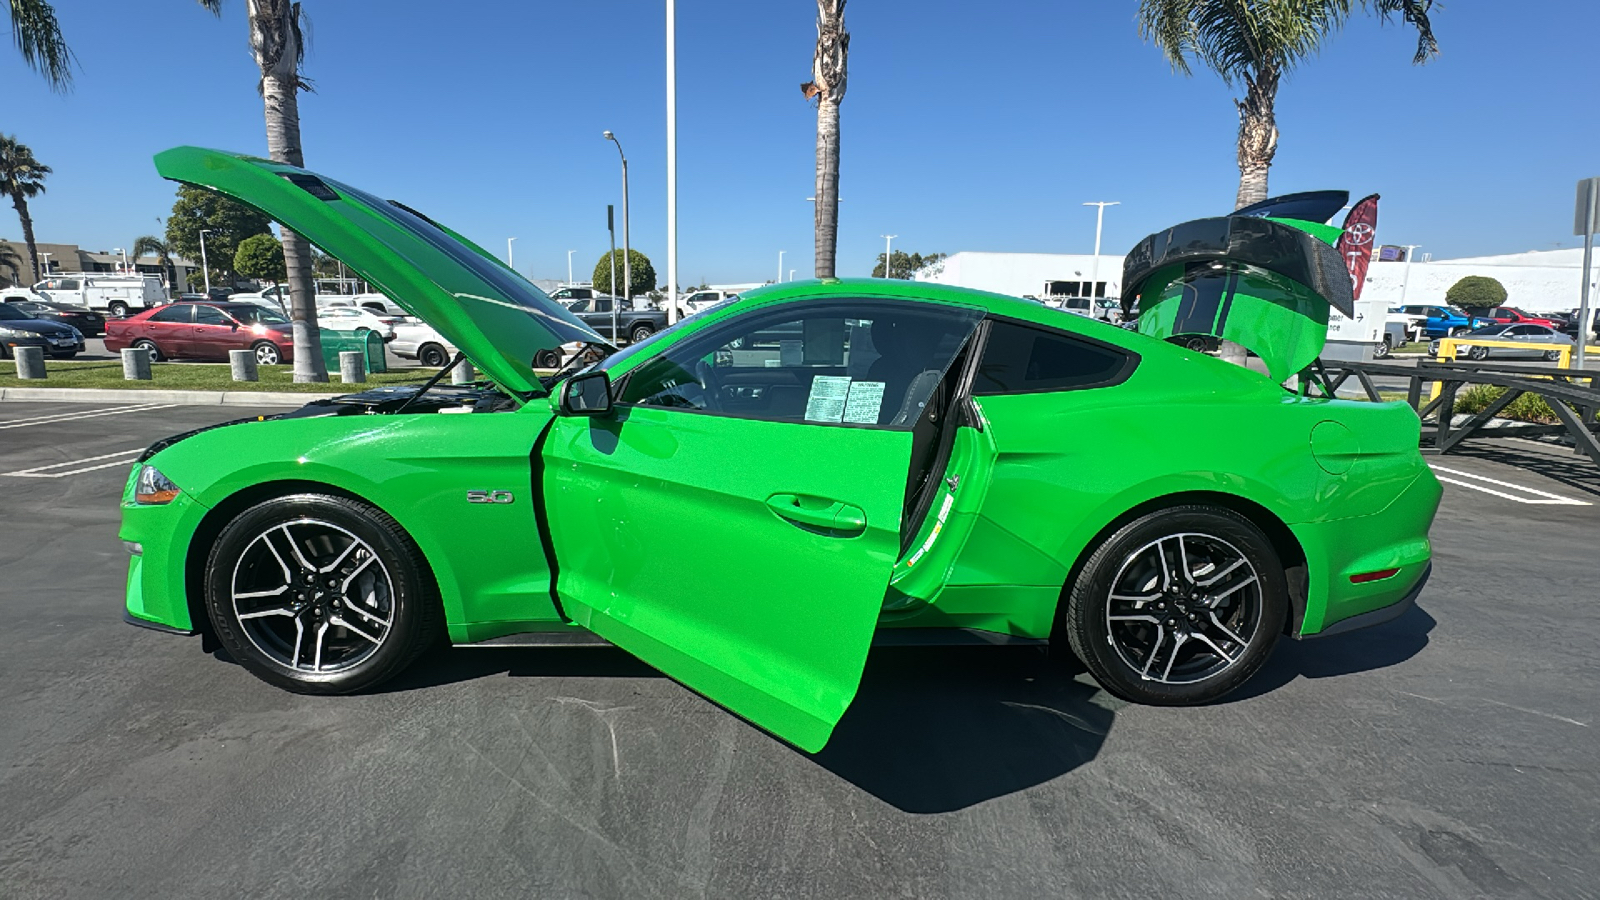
[
  {"xmin": 592, "ymin": 249, "xmax": 656, "ymax": 297},
  {"xmin": 1452, "ymin": 384, "xmax": 1558, "ymax": 424},
  {"xmin": 1444, "ymin": 275, "xmax": 1507, "ymax": 310}
]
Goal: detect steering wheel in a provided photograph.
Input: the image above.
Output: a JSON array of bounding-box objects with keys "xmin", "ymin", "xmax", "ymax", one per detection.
[{"xmin": 694, "ymin": 357, "xmax": 721, "ymax": 413}]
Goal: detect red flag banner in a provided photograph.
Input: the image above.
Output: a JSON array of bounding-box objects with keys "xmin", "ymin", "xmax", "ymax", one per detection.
[{"xmin": 1336, "ymin": 193, "xmax": 1380, "ymax": 301}]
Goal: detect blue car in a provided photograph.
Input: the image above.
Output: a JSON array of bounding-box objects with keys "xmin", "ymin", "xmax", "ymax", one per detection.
[{"xmin": 1399, "ymin": 304, "xmax": 1494, "ymax": 339}]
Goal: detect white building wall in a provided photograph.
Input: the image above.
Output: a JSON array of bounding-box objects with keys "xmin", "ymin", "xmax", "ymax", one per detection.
[{"xmin": 914, "ymin": 252, "xmax": 1123, "ymax": 299}]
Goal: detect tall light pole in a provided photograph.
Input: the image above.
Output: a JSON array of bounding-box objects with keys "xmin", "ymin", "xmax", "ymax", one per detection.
[
  {"xmin": 567, "ymin": 250, "xmax": 576, "ymax": 286},
  {"xmin": 604, "ymin": 131, "xmax": 631, "ymax": 309},
  {"xmin": 198, "ymin": 229, "xmax": 213, "ymax": 294},
  {"xmin": 665, "ymin": 0, "xmax": 678, "ymax": 325},
  {"xmin": 507, "ymin": 237, "xmax": 517, "ymax": 269},
  {"xmin": 778, "ymin": 250, "xmax": 785, "ymax": 284},
  {"xmin": 1399, "ymin": 244, "xmax": 1422, "ymax": 306},
  {"xmin": 880, "ymin": 234, "xmax": 897, "ymax": 278},
  {"xmin": 1083, "ymin": 201, "xmax": 1120, "ymax": 297}
]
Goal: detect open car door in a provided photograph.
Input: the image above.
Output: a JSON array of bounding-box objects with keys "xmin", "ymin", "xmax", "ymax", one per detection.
[
  {"xmin": 1121, "ymin": 200, "xmax": 1355, "ymax": 383},
  {"xmin": 543, "ymin": 300, "xmax": 982, "ymax": 752}
]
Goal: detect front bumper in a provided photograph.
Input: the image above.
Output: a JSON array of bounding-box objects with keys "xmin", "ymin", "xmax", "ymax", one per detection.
[
  {"xmin": 3, "ymin": 334, "xmax": 81, "ymax": 355},
  {"xmin": 120, "ymin": 483, "xmax": 214, "ymax": 634}
]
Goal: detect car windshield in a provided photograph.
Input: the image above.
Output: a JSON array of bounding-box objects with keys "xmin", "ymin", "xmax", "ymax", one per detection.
[
  {"xmin": 232, "ymin": 306, "xmax": 289, "ymax": 324},
  {"xmin": 0, "ymin": 304, "xmax": 33, "ymax": 321}
]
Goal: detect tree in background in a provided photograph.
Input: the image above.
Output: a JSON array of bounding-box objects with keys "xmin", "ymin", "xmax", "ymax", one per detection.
[
  {"xmin": 1445, "ymin": 275, "xmax": 1508, "ymax": 312},
  {"xmin": 1137, "ymin": 0, "xmax": 1438, "ymax": 209},
  {"xmin": 0, "ymin": 241, "xmax": 25, "ymax": 285},
  {"xmin": 6, "ymin": 0, "xmax": 73, "ymax": 92},
  {"xmin": 165, "ymin": 184, "xmax": 273, "ymax": 289},
  {"xmin": 0, "ymin": 136, "xmax": 52, "ymax": 282},
  {"xmin": 872, "ymin": 251, "xmax": 947, "ymax": 280},
  {"xmin": 235, "ymin": 233, "xmax": 287, "ymax": 286},
  {"xmin": 592, "ymin": 249, "xmax": 657, "ymax": 298},
  {"xmin": 802, "ymin": 0, "xmax": 848, "ymax": 278},
  {"xmin": 198, "ymin": 0, "xmax": 326, "ymax": 381},
  {"xmin": 132, "ymin": 235, "xmax": 178, "ymax": 294}
]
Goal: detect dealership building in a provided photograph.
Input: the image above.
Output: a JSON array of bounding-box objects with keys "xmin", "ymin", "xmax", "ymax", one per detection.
[{"xmin": 914, "ymin": 248, "xmax": 1599, "ymax": 314}]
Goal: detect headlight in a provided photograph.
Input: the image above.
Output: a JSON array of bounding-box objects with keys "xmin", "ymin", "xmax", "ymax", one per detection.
[
  {"xmin": 134, "ymin": 465, "xmax": 181, "ymax": 504},
  {"xmin": 69, "ymin": 326, "xmax": 83, "ymax": 339},
  {"xmin": 0, "ymin": 326, "xmax": 30, "ymax": 339}
]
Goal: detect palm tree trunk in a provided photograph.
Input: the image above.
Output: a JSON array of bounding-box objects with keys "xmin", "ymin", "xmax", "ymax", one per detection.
[
  {"xmin": 814, "ymin": 97, "xmax": 841, "ymax": 278},
  {"xmin": 12, "ymin": 193, "xmax": 41, "ymax": 282},
  {"xmin": 1233, "ymin": 67, "xmax": 1279, "ymax": 210},
  {"xmin": 252, "ymin": 0, "xmax": 326, "ymax": 382},
  {"xmin": 808, "ymin": 0, "xmax": 848, "ymax": 279}
]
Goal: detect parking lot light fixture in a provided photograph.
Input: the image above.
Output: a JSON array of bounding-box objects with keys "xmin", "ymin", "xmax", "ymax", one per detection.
[
  {"xmin": 567, "ymin": 250, "xmax": 576, "ymax": 286},
  {"xmin": 1083, "ymin": 201, "xmax": 1120, "ymax": 297},
  {"xmin": 604, "ymin": 131, "xmax": 630, "ymax": 308},
  {"xmin": 880, "ymin": 235, "xmax": 897, "ymax": 278}
]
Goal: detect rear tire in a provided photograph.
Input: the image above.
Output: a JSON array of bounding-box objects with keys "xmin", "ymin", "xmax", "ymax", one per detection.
[
  {"xmin": 203, "ymin": 493, "xmax": 442, "ymax": 694},
  {"xmin": 1467, "ymin": 345, "xmax": 1489, "ymax": 361},
  {"xmin": 131, "ymin": 338, "xmax": 163, "ymax": 362},
  {"xmin": 418, "ymin": 343, "xmax": 448, "ymax": 368},
  {"xmin": 253, "ymin": 341, "xmax": 283, "ymax": 366},
  {"xmin": 629, "ymin": 324, "xmax": 655, "ymax": 344},
  {"xmin": 108, "ymin": 301, "xmax": 130, "ymax": 318},
  {"xmin": 1543, "ymin": 349, "xmax": 1561, "ymax": 362},
  {"xmin": 1062, "ymin": 505, "xmax": 1287, "ymax": 706},
  {"xmin": 534, "ymin": 348, "xmax": 562, "ymax": 369},
  {"xmin": 1374, "ymin": 337, "xmax": 1392, "ymax": 359}
]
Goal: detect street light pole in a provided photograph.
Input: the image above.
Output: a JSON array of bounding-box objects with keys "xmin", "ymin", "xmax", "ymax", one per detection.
[
  {"xmin": 1082, "ymin": 201, "xmax": 1120, "ymax": 297},
  {"xmin": 567, "ymin": 250, "xmax": 576, "ymax": 286},
  {"xmin": 604, "ymin": 131, "xmax": 631, "ymax": 309},
  {"xmin": 880, "ymin": 235, "xmax": 897, "ymax": 278},
  {"xmin": 507, "ymin": 237, "xmax": 517, "ymax": 269},
  {"xmin": 778, "ymin": 250, "xmax": 785, "ymax": 284},
  {"xmin": 198, "ymin": 229, "xmax": 213, "ymax": 294},
  {"xmin": 1399, "ymin": 244, "xmax": 1422, "ymax": 306},
  {"xmin": 665, "ymin": 0, "xmax": 678, "ymax": 326},
  {"xmin": 607, "ymin": 205, "xmax": 619, "ymax": 341}
]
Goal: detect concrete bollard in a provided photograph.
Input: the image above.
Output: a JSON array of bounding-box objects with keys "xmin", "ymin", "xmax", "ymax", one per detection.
[
  {"xmin": 14, "ymin": 345, "xmax": 46, "ymax": 379},
  {"xmin": 339, "ymin": 350, "xmax": 366, "ymax": 384},
  {"xmin": 122, "ymin": 347, "xmax": 153, "ymax": 380},
  {"xmin": 451, "ymin": 358, "xmax": 476, "ymax": 385},
  {"xmin": 229, "ymin": 349, "xmax": 259, "ymax": 382}
]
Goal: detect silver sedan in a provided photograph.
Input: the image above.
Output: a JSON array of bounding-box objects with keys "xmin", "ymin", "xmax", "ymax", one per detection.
[{"xmin": 1430, "ymin": 324, "xmax": 1574, "ymax": 361}]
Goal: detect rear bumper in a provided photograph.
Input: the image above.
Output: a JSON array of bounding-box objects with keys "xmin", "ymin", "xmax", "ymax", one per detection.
[{"xmin": 1303, "ymin": 563, "xmax": 1429, "ymax": 639}]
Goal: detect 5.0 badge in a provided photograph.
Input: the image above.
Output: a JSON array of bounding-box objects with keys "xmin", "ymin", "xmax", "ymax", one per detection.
[{"xmin": 466, "ymin": 490, "xmax": 514, "ymax": 505}]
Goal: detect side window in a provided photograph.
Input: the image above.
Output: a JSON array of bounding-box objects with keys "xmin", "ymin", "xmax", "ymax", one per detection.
[
  {"xmin": 594, "ymin": 296, "xmax": 613, "ymax": 313},
  {"xmin": 972, "ymin": 319, "xmax": 1132, "ymax": 395},
  {"xmin": 618, "ymin": 302, "xmax": 980, "ymax": 427},
  {"xmin": 149, "ymin": 305, "xmax": 193, "ymax": 323},
  {"xmin": 60, "ymin": 279, "xmax": 81, "ymax": 291},
  {"xmin": 195, "ymin": 305, "xmax": 229, "ymax": 325},
  {"xmin": 566, "ymin": 298, "xmax": 589, "ymax": 313}
]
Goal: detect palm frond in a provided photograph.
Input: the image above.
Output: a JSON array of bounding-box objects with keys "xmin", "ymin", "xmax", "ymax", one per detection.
[
  {"xmin": 1365, "ymin": 0, "xmax": 1439, "ymax": 63},
  {"xmin": 9, "ymin": 0, "xmax": 75, "ymax": 92},
  {"xmin": 0, "ymin": 135, "xmax": 52, "ymax": 198},
  {"xmin": 194, "ymin": 0, "xmax": 224, "ymax": 13}
]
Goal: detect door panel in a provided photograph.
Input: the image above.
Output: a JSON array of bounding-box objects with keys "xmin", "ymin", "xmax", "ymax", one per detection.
[
  {"xmin": 889, "ymin": 411, "xmax": 999, "ymax": 605},
  {"xmin": 544, "ymin": 406, "xmax": 911, "ymax": 752}
]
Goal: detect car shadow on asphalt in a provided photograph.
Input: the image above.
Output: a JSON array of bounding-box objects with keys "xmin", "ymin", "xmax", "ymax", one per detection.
[
  {"xmin": 1221, "ymin": 603, "xmax": 1436, "ymax": 703},
  {"xmin": 808, "ymin": 646, "xmax": 1112, "ymax": 814}
]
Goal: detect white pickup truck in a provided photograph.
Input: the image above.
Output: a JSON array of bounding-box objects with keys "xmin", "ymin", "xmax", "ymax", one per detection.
[{"xmin": 33, "ymin": 273, "xmax": 165, "ymax": 317}]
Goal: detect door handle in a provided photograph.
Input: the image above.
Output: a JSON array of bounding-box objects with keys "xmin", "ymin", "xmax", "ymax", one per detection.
[{"xmin": 766, "ymin": 493, "xmax": 866, "ymax": 534}]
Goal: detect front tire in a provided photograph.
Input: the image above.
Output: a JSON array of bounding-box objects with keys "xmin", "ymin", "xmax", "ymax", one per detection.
[
  {"xmin": 534, "ymin": 348, "xmax": 562, "ymax": 369},
  {"xmin": 131, "ymin": 338, "xmax": 163, "ymax": 362},
  {"xmin": 1467, "ymin": 345, "xmax": 1489, "ymax": 361},
  {"xmin": 1374, "ymin": 337, "xmax": 1392, "ymax": 359},
  {"xmin": 204, "ymin": 493, "xmax": 442, "ymax": 694},
  {"xmin": 629, "ymin": 324, "xmax": 655, "ymax": 344},
  {"xmin": 1062, "ymin": 505, "xmax": 1286, "ymax": 705},
  {"xmin": 1544, "ymin": 349, "xmax": 1561, "ymax": 362},
  {"xmin": 108, "ymin": 301, "xmax": 130, "ymax": 317},
  {"xmin": 253, "ymin": 341, "xmax": 283, "ymax": 366}
]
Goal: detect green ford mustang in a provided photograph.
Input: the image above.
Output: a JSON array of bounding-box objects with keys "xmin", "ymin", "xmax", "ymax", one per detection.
[{"xmin": 121, "ymin": 149, "xmax": 1440, "ymax": 751}]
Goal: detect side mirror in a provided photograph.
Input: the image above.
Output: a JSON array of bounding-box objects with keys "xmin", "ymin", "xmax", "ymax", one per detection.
[{"xmin": 561, "ymin": 370, "xmax": 614, "ymax": 416}]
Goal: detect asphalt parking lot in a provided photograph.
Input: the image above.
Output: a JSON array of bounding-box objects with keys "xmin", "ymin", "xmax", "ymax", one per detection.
[{"xmin": 1, "ymin": 400, "xmax": 1596, "ymax": 899}]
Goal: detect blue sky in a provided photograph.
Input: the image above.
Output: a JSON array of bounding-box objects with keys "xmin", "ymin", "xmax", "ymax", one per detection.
[{"xmin": 5, "ymin": 1, "xmax": 1596, "ymax": 286}]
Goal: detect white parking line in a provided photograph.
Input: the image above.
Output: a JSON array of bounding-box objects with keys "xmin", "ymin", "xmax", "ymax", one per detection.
[
  {"xmin": 0, "ymin": 403, "xmax": 177, "ymax": 430},
  {"xmin": 3, "ymin": 448, "xmax": 146, "ymax": 478},
  {"xmin": 1430, "ymin": 465, "xmax": 1591, "ymax": 506}
]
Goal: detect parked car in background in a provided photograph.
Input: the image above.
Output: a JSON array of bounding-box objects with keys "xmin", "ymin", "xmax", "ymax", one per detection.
[
  {"xmin": 323, "ymin": 292, "xmax": 410, "ymax": 318},
  {"xmin": 1386, "ymin": 307, "xmax": 1426, "ymax": 342},
  {"xmin": 1, "ymin": 298, "xmax": 107, "ymax": 335},
  {"xmin": 1375, "ymin": 321, "xmax": 1409, "ymax": 359},
  {"xmin": 1477, "ymin": 307, "xmax": 1560, "ymax": 328},
  {"xmin": 1055, "ymin": 296, "xmax": 1121, "ymax": 322},
  {"xmin": 563, "ymin": 294, "xmax": 667, "ymax": 344},
  {"xmin": 1399, "ymin": 304, "xmax": 1494, "ymax": 338},
  {"xmin": 314, "ymin": 304, "xmax": 402, "ymax": 340},
  {"xmin": 105, "ymin": 301, "xmax": 295, "ymax": 365},
  {"xmin": 1428, "ymin": 323, "xmax": 1573, "ymax": 361},
  {"xmin": 1554, "ymin": 308, "xmax": 1600, "ymax": 342},
  {"xmin": 672, "ymin": 288, "xmax": 739, "ymax": 317},
  {"xmin": 0, "ymin": 301, "xmax": 84, "ymax": 358},
  {"xmin": 32, "ymin": 273, "xmax": 165, "ymax": 317},
  {"xmin": 388, "ymin": 320, "xmax": 457, "ymax": 367}
]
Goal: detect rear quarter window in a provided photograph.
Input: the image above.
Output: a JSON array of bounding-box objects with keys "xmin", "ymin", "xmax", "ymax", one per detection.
[{"xmin": 973, "ymin": 319, "xmax": 1134, "ymax": 395}]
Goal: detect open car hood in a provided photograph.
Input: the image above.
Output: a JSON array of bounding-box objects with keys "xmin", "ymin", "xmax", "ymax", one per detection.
[
  {"xmin": 1121, "ymin": 209, "xmax": 1354, "ymax": 383},
  {"xmin": 154, "ymin": 147, "xmax": 605, "ymax": 394}
]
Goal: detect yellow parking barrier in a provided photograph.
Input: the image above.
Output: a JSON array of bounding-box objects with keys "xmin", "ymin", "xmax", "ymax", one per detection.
[{"xmin": 1428, "ymin": 338, "xmax": 1600, "ymax": 399}]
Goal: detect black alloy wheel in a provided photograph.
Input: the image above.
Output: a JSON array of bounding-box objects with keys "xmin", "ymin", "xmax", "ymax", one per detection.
[
  {"xmin": 418, "ymin": 343, "xmax": 448, "ymax": 368},
  {"xmin": 1062, "ymin": 505, "xmax": 1287, "ymax": 705},
  {"xmin": 204, "ymin": 493, "xmax": 441, "ymax": 694},
  {"xmin": 630, "ymin": 324, "xmax": 654, "ymax": 344}
]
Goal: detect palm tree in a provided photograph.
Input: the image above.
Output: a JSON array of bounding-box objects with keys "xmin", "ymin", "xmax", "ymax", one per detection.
[
  {"xmin": 7, "ymin": 0, "xmax": 74, "ymax": 92},
  {"xmin": 198, "ymin": 0, "xmax": 327, "ymax": 381},
  {"xmin": 1138, "ymin": 0, "xmax": 1438, "ymax": 210},
  {"xmin": 132, "ymin": 235, "xmax": 177, "ymax": 295},
  {"xmin": 0, "ymin": 137, "xmax": 52, "ymax": 283},
  {"xmin": 802, "ymin": 0, "xmax": 848, "ymax": 278},
  {"xmin": 0, "ymin": 241, "xmax": 25, "ymax": 286}
]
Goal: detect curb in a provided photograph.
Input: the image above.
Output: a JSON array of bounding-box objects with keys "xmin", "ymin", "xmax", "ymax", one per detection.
[{"xmin": 0, "ymin": 387, "xmax": 336, "ymax": 406}]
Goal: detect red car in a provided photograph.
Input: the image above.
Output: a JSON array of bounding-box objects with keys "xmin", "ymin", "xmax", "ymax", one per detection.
[
  {"xmin": 105, "ymin": 301, "xmax": 295, "ymax": 365},
  {"xmin": 1482, "ymin": 306, "xmax": 1559, "ymax": 328}
]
